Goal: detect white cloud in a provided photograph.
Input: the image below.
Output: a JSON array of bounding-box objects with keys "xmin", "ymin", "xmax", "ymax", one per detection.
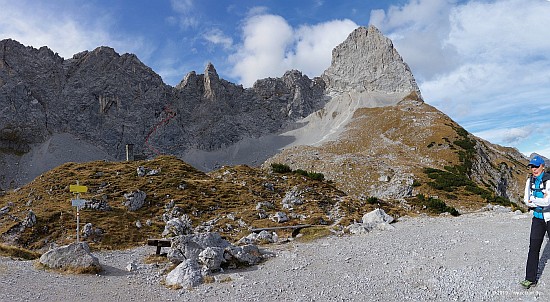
[
  {"xmin": 0, "ymin": 1, "xmax": 152, "ymax": 61},
  {"xmin": 229, "ymin": 13, "xmax": 358, "ymax": 87},
  {"xmin": 287, "ymin": 19, "xmax": 358, "ymax": 78},
  {"xmin": 203, "ymin": 29, "xmax": 234, "ymax": 50},
  {"xmin": 447, "ymin": 0, "xmax": 550, "ymax": 59},
  {"xmin": 229, "ymin": 14, "xmax": 294, "ymax": 87},
  {"xmin": 0, "ymin": 1, "xmax": 107, "ymax": 58},
  {"xmin": 371, "ymin": 0, "xmax": 550, "ymax": 156},
  {"xmin": 369, "ymin": 0, "xmax": 459, "ymax": 82},
  {"xmin": 426, "ymin": 0, "xmax": 550, "ymax": 117},
  {"xmin": 475, "ymin": 126, "xmax": 533, "ymax": 146}
]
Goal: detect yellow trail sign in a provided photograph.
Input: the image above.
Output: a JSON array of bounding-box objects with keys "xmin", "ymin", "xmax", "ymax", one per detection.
[{"xmin": 70, "ymin": 185, "xmax": 88, "ymax": 193}]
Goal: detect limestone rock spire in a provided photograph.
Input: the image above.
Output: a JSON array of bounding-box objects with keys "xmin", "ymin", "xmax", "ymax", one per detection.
[
  {"xmin": 204, "ymin": 62, "xmax": 220, "ymax": 99},
  {"xmin": 322, "ymin": 25, "xmax": 421, "ymax": 99}
]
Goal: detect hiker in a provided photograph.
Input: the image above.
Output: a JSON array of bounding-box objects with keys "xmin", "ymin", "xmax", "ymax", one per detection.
[{"xmin": 521, "ymin": 155, "xmax": 550, "ymax": 289}]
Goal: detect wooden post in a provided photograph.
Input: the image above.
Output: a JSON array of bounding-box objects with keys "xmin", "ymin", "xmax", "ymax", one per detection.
[{"xmin": 126, "ymin": 144, "xmax": 134, "ymax": 161}]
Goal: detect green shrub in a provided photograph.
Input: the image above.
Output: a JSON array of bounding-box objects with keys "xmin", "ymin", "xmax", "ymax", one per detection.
[
  {"xmin": 271, "ymin": 163, "xmax": 292, "ymax": 173},
  {"xmin": 419, "ymin": 197, "xmax": 459, "ymax": 216},
  {"xmin": 366, "ymin": 196, "xmax": 379, "ymax": 204},
  {"xmin": 294, "ymin": 169, "xmax": 308, "ymax": 177},
  {"xmin": 307, "ymin": 172, "xmax": 325, "ymax": 181},
  {"xmin": 271, "ymin": 164, "xmax": 324, "ymax": 181}
]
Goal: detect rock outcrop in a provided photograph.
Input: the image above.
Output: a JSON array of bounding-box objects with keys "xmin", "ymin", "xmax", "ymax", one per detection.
[
  {"xmin": 322, "ymin": 26, "xmax": 421, "ymax": 97},
  {"xmin": 162, "ymin": 232, "xmax": 264, "ymax": 288}
]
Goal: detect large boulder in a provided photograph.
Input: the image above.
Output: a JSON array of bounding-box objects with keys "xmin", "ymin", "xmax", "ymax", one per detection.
[
  {"xmin": 38, "ymin": 242, "xmax": 101, "ymax": 273},
  {"xmin": 347, "ymin": 208, "xmax": 395, "ymax": 234},
  {"xmin": 167, "ymin": 232, "xmax": 231, "ymax": 264},
  {"xmin": 164, "ymin": 259, "xmax": 203, "ymax": 288},
  {"xmin": 162, "ymin": 214, "xmax": 193, "ymax": 237},
  {"xmin": 237, "ymin": 230, "xmax": 279, "ymax": 245},
  {"xmin": 362, "ymin": 208, "xmax": 394, "ymax": 224},
  {"xmin": 224, "ymin": 244, "xmax": 262, "ymax": 268},
  {"xmin": 123, "ymin": 190, "xmax": 146, "ymax": 211},
  {"xmin": 198, "ymin": 246, "xmax": 225, "ymax": 273},
  {"xmin": 164, "ymin": 232, "xmax": 266, "ymax": 288}
]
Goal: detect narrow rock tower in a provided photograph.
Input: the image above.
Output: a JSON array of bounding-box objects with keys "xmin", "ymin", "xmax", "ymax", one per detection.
[{"xmin": 322, "ymin": 25, "xmax": 421, "ymax": 99}]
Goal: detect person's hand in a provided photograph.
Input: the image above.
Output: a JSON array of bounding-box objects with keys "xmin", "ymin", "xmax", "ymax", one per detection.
[{"xmin": 526, "ymin": 201, "xmax": 537, "ymax": 208}]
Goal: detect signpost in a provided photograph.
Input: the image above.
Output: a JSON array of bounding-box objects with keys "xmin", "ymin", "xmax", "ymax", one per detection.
[
  {"xmin": 69, "ymin": 184, "xmax": 88, "ymax": 194},
  {"xmin": 70, "ymin": 181, "xmax": 88, "ymax": 243}
]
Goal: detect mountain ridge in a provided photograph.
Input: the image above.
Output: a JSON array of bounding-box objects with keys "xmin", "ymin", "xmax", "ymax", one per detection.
[{"xmin": 0, "ymin": 25, "xmax": 529, "ymax": 208}]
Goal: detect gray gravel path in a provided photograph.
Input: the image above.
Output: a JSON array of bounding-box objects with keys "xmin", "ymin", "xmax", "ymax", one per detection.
[{"xmin": 1, "ymin": 210, "xmax": 548, "ymax": 301}]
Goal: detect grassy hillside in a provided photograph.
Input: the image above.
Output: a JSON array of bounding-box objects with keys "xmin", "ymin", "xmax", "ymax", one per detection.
[
  {"xmin": 0, "ymin": 156, "xmax": 385, "ymax": 251},
  {"xmin": 265, "ymin": 99, "xmax": 526, "ymax": 214}
]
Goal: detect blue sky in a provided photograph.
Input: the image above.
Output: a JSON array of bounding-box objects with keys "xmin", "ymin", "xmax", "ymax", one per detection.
[{"xmin": 1, "ymin": 0, "xmax": 550, "ymax": 159}]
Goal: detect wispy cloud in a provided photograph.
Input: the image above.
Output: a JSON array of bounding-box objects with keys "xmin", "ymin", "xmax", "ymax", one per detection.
[
  {"xmin": 203, "ymin": 29, "xmax": 234, "ymax": 50},
  {"xmin": 170, "ymin": 0, "xmax": 199, "ymax": 29},
  {"xmin": 475, "ymin": 126, "xmax": 533, "ymax": 146},
  {"xmin": 474, "ymin": 122, "xmax": 550, "ymax": 158},
  {"xmin": 170, "ymin": 0, "xmax": 193, "ymax": 13}
]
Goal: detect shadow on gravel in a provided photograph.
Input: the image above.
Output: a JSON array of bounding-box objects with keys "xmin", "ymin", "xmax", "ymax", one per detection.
[{"xmin": 537, "ymin": 240, "xmax": 550, "ymax": 279}]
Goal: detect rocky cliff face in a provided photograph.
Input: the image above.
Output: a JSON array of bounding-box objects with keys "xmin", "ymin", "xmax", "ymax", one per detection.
[
  {"xmin": 0, "ymin": 40, "xmax": 171, "ymax": 157},
  {"xmin": 322, "ymin": 26, "xmax": 421, "ymax": 97},
  {"xmin": 0, "ymin": 39, "xmax": 326, "ymax": 188},
  {"xmin": 0, "ymin": 26, "xmax": 529, "ymax": 209}
]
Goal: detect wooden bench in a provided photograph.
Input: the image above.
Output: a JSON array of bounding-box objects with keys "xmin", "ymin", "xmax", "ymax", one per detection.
[
  {"xmin": 250, "ymin": 224, "xmax": 313, "ymax": 237},
  {"xmin": 147, "ymin": 239, "xmax": 171, "ymax": 255}
]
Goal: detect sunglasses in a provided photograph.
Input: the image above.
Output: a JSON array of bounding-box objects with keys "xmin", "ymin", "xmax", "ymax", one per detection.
[{"xmin": 530, "ymin": 165, "xmax": 541, "ymax": 169}]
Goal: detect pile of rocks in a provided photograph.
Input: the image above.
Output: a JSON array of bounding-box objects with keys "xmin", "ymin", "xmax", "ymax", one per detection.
[{"xmin": 37, "ymin": 207, "xmax": 395, "ymax": 289}]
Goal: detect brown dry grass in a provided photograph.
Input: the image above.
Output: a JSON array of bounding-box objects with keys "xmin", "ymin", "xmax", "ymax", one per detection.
[
  {"xmin": 294, "ymin": 226, "xmax": 332, "ymax": 242},
  {"xmin": 265, "ymin": 99, "xmax": 527, "ymax": 214},
  {"xmin": 0, "ymin": 156, "xmax": 364, "ymax": 251},
  {"xmin": 0, "ymin": 243, "xmax": 41, "ymax": 260}
]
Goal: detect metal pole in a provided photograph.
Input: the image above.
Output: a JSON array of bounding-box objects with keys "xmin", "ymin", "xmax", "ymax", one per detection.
[
  {"xmin": 76, "ymin": 207, "xmax": 80, "ymax": 243},
  {"xmin": 76, "ymin": 182, "xmax": 80, "ymax": 243}
]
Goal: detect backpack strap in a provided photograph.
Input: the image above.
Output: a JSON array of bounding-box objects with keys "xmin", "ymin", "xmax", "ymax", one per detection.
[
  {"xmin": 539, "ymin": 172, "xmax": 550, "ymax": 191},
  {"xmin": 530, "ymin": 173, "xmax": 547, "ymax": 193}
]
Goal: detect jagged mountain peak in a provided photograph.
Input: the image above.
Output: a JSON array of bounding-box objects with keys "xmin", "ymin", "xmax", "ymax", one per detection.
[
  {"xmin": 175, "ymin": 62, "xmax": 233, "ymax": 101},
  {"xmin": 204, "ymin": 62, "xmax": 219, "ymax": 80},
  {"xmin": 91, "ymin": 45, "xmax": 117, "ymax": 55},
  {"xmin": 204, "ymin": 62, "xmax": 222, "ymax": 99},
  {"xmin": 322, "ymin": 25, "xmax": 421, "ymax": 98}
]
